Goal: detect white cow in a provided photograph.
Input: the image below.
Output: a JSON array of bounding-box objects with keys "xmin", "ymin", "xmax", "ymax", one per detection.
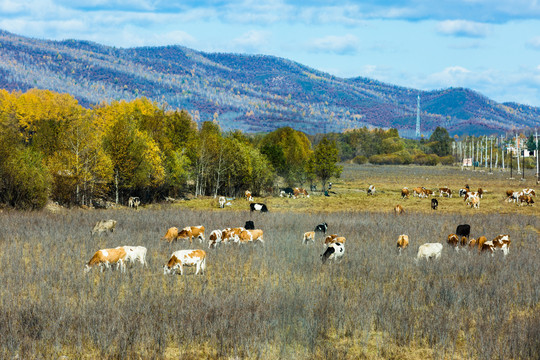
[
  {"xmin": 163, "ymin": 249, "xmax": 206, "ymax": 275},
  {"xmin": 416, "ymin": 243, "xmax": 443, "ymax": 262},
  {"xmin": 117, "ymin": 246, "xmax": 147, "ymax": 267},
  {"xmin": 218, "ymin": 196, "xmax": 226, "ymax": 208}
]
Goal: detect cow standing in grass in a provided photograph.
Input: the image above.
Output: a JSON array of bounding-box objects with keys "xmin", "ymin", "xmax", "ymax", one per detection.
[{"xmin": 163, "ymin": 250, "xmax": 206, "ymax": 275}]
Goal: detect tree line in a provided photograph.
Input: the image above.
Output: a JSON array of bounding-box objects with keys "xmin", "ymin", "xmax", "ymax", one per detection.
[{"xmin": 0, "ymin": 89, "xmax": 342, "ymax": 210}]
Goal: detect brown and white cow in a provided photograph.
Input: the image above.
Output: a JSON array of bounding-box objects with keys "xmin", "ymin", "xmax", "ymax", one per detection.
[
  {"xmin": 367, "ymin": 185, "xmax": 376, "ymax": 195},
  {"xmin": 394, "ymin": 204, "xmax": 404, "ymax": 215},
  {"xmin": 85, "ymin": 247, "xmax": 127, "ymax": 273},
  {"xmin": 177, "ymin": 226, "xmax": 206, "ymax": 244},
  {"xmin": 302, "ymin": 231, "xmax": 315, "ymax": 244},
  {"xmin": 324, "ymin": 234, "xmax": 339, "ymax": 247},
  {"xmin": 208, "ymin": 229, "xmax": 223, "ymax": 248},
  {"xmin": 468, "ymin": 237, "xmax": 477, "ymax": 249},
  {"xmin": 401, "ymin": 187, "xmax": 410, "ymax": 199},
  {"xmin": 163, "ymin": 249, "xmax": 206, "ymax": 275},
  {"xmin": 491, "ymin": 234, "xmax": 511, "ymax": 256},
  {"xmin": 469, "ymin": 196, "xmax": 480, "ymax": 209},
  {"xmin": 518, "ymin": 194, "xmax": 534, "ymax": 206},
  {"xmin": 412, "ymin": 187, "xmax": 424, "ymax": 197},
  {"xmin": 161, "ymin": 227, "xmax": 179, "ymax": 243},
  {"xmin": 439, "ymin": 187, "xmax": 452, "ymax": 198},
  {"xmin": 397, "ymin": 234, "xmax": 409, "ymax": 255},
  {"xmin": 522, "ymin": 188, "xmax": 536, "ymax": 197},
  {"xmin": 245, "ymin": 190, "xmax": 253, "ymax": 202},
  {"xmin": 117, "ymin": 246, "xmax": 147, "ymax": 268},
  {"xmin": 294, "ymin": 187, "xmax": 309, "ymax": 198},
  {"xmin": 447, "ymin": 234, "xmax": 460, "ymax": 250},
  {"xmin": 238, "ymin": 229, "xmax": 264, "ymax": 244},
  {"xmin": 222, "ymin": 227, "xmax": 244, "ymax": 243}
]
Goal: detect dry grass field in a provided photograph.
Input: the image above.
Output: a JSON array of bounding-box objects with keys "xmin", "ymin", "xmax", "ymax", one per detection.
[{"xmin": 0, "ymin": 165, "xmax": 538, "ymax": 359}]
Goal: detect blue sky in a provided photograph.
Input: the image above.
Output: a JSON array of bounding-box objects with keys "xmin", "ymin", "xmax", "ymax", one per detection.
[{"xmin": 1, "ymin": 0, "xmax": 540, "ymax": 107}]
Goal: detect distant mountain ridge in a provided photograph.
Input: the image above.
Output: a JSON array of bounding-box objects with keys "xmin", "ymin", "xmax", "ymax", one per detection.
[{"xmin": 0, "ymin": 30, "xmax": 538, "ymax": 136}]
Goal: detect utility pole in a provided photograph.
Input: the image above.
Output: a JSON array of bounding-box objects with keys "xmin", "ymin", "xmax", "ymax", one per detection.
[
  {"xmin": 516, "ymin": 133, "xmax": 520, "ymax": 174},
  {"xmin": 536, "ymin": 129, "xmax": 539, "ymax": 183},
  {"xmin": 490, "ymin": 137, "xmax": 493, "ymax": 173},
  {"xmin": 501, "ymin": 135, "xmax": 505, "ymax": 170}
]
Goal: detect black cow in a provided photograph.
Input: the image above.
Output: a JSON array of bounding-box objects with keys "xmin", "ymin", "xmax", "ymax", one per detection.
[
  {"xmin": 456, "ymin": 224, "xmax": 471, "ymax": 239},
  {"xmin": 244, "ymin": 220, "xmax": 255, "ymax": 230},
  {"xmin": 314, "ymin": 222, "xmax": 328, "ymax": 234},
  {"xmin": 431, "ymin": 198, "xmax": 438, "ymax": 210},
  {"xmin": 250, "ymin": 203, "xmax": 268, "ymax": 213}
]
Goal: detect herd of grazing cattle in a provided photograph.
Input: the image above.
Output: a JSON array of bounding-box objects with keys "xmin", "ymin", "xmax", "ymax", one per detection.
[
  {"xmin": 86, "ymin": 183, "xmax": 533, "ymax": 275},
  {"xmin": 396, "ymin": 184, "xmax": 535, "ymax": 211}
]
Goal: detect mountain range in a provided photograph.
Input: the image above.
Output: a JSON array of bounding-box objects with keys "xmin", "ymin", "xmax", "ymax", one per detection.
[{"xmin": 0, "ymin": 30, "xmax": 538, "ymax": 136}]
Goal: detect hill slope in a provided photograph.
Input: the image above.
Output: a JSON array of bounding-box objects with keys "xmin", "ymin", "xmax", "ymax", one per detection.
[{"xmin": 0, "ymin": 30, "xmax": 538, "ymax": 135}]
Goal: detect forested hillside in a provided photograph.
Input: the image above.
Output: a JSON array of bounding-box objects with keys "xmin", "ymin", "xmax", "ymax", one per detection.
[{"xmin": 0, "ymin": 30, "xmax": 539, "ymax": 135}]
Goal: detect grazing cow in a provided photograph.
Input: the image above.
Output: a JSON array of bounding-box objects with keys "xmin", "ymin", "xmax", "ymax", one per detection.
[
  {"xmin": 459, "ymin": 188, "xmax": 468, "ymax": 197},
  {"xmin": 245, "ymin": 190, "xmax": 253, "ymax": 202},
  {"xmin": 505, "ymin": 190, "xmax": 516, "ymax": 202},
  {"xmin": 439, "ymin": 187, "xmax": 452, "ymax": 198},
  {"xmin": 522, "ymin": 188, "xmax": 536, "ymax": 197},
  {"xmin": 412, "ymin": 187, "xmax": 424, "ymax": 197},
  {"xmin": 397, "ymin": 234, "xmax": 409, "ymax": 255},
  {"xmin": 238, "ymin": 229, "xmax": 264, "ymax": 244},
  {"xmin": 476, "ymin": 236, "xmax": 488, "ymax": 251},
  {"xmin": 294, "ymin": 187, "xmax": 309, "ymax": 198},
  {"xmin": 161, "ymin": 227, "xmax": 180, "ymax": 243},
  {"xmin": 367, "ymin": 185, "xmax": 376, "ymax": 195},
  {"xmin": 431, "ymin": 198, "xmax": 438, "ymax": 210},
  {"xmin": 177, "ymin": 226, "xmax": 206, "ymax": 244},
  {"xmin": 280, "ymin": 187, "xmax": 294, "ymax": 198},
  {"xmin": 460, "ymin": 236, "xmax": 468, "ymax": 247},
  {"xmin": 303, "ymin": 231, "xmax": 315, "ymax": 244},
  {"xmin": 321, "ymin": 242, "xmax": 345, "ymax": 264},
  {"xmin": 117, "ymin": 246, "xmax": 147, "ymax": 268},
  {"xmin": 324, "ymin": 234, "xmax": 344, "ymax": 247},
  {"xmin": 477, "ymin": 188, "xmax": 484, "ymax": 199},
  {"xmin": 91, "ymin": 219, "xmax": 117, "ymax": 236},
  {"xmin": 314, "ymin": 222, "xmax": 328, "ymax": 234},
  {"xmin": 518, "ymin": 194, "xmax": 534, "ymax": 206},
  {"xmin": 421, "ymin": 189, "xmax": 433, "ymax": 198},
  {"xmin": 128, "ymin": 196, "xmax": 140, "ymax": 209},
  {"xmin": 468, "ymin": 196, "xmax": 480, "ymax": 209},
  {"xmin": 394, "ymin": 204, "xmax": 404, "ymax": 215},
  {"xmin": 85, "ymin": 247, "xmax": 126, "ymax": 273},
  {"xmin": 244, "ymin": 220, "xmax": 255, "ymax": 230},
  {"xmin": 491, "ymin": 234, "xmax": 511, "ymax": 256},
  {"xmin": 222, "ymin": 227, "xmax": 244, "ymax": 243},
  {"xmin": 480, "ymin": 240, "xmax": 495, "ymax": 254},
  {"xmin": 416, "ymin": 243, "xmax": 443, "ymax": 262},
  {"xmin": 447, "ymin": 234, "xmax": 459, "ymax": 250},
  {"xmin": 218, "ymin": 196, "xmax": 226, "ymax": 208},
  {"xmin": 456, "ymin": 224, "xmax": 471, "ymax": 239},
  {"xmin": 401, "ymin": 187, "xmax": 410, "ymax": 199},
  {"xmin": 250, "ymin": 203, "xmax": 268, "ymax": 213},
  {"xmin": 208, "ymin": 230, "xmax": 223, "ymax": 248},
  {"xmin": 468, "ymin": 238, "xmax": 477, "ymax": 249},
  {"xmin": 163, "ymin": 250, "xmax": 206, "ymax": 275}
]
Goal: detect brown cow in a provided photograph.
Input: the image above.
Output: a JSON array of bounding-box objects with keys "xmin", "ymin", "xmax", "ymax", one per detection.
[
  {"xmin": 477, "ymin": 188, "xmax": 484, "ymax": 198},
  {"xmin": 85, "ymin": 247, "xmax": 127, "ymax": 273},
  {"xmin": 412, "ymin": 187, "xmax": 424, "ymax": 197},
  {"xmin": 177, "ymin": 226, "xmax": 206, "ymax": 244},
  {"xmin": 161, "ymin": 227, "xmax": 179, "ymax": 243},
  {"xmin": 394, "ymin": 204, "xmax": 404, "ymax": 215},
  {"xmin": 238, "ymin": 229, "xmax": 264, "ymax": 244},
  {"xmin": 324, "ymin": 234, "xmax": 339, "ymax": 246},
  {"xmin": 447, "ymin": 234, "xmax": 460, "ymax": 250},
  {"xmin": 303, "ymin": 231, "xmax": 315, "ymax": 244},
  {"xmin": 439, "ymin": 187, "xmax": 452, "ymax": 198},
  {"xmin": 397, "ymin": 234, "xmax": 409, "ymax": 255},
  {"xmin": 518, "ymin": 195, "xmax": 534, "ymax": 206},
  {"xmin": 476, "ymin": 236, "xmax": 488, "ymax": 250},
  {"xmin": 401, "ymin": 187, "xmax": 410, "ymax": 199},
  {"xmin": 294, "ymin": 187, "xmax": 309, "ymax": 198},
  {"xmin": 245, "ymin": 190, "xmax": 253, "ymax": 201}
]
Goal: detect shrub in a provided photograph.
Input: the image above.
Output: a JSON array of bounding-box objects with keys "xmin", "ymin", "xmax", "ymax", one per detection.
[
  {"xmin": 353, "ymin": 155, "xmax": 368, "ymax": 164},
  {"xmin": 439, "ymin": 155, "xmax": 454, "ymax": 165},
  {"xmin": 413, "ymin": 153, "xmax": 439, "ymax": 166}
]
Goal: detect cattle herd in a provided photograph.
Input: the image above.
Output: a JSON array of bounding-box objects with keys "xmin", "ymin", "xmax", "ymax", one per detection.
[
  {"xmin": 398, "ymin": 184, "xmax": 535, "ymax": 210},
  {"xmin": 86, "ymin": 183, "xmax": 534, "ymax": 275}
]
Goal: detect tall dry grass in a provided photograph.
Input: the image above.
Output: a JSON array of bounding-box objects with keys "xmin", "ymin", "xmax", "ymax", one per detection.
[{"xmin": 0, "ymin": 205, "xmax": 538, "ymax": 359}]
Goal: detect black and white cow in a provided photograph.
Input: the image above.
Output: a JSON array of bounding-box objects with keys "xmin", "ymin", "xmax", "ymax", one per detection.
[
  {"xmin": 279, "ymin": 187, "xmax": 295, "ymax": 198},
  {"xmin": 314, "ymin": 222, "xmax": 328, "ymax": 234},
  {"xmin": 321, "ymin": 242, "xmax": 345, "ymax": 264},
  {"xmin": 250, "ymin": 203, "xmax": 268, "ymax": 213}
]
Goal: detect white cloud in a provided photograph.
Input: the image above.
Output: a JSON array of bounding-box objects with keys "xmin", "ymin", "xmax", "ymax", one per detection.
[
  {"xmin": 436, "ymin": 20, "xmax": 490, "ymax": 37},
  {"xmin": 307, "ymin": 34, "xmax": 359, "ymax": 55},
  {"xmin": 231, "ymin": 30, "xmax": 271, "ymax": 53},
  {"xmin": 527, "ymin": 36, "xmax": 540, "ymax": 49}
]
